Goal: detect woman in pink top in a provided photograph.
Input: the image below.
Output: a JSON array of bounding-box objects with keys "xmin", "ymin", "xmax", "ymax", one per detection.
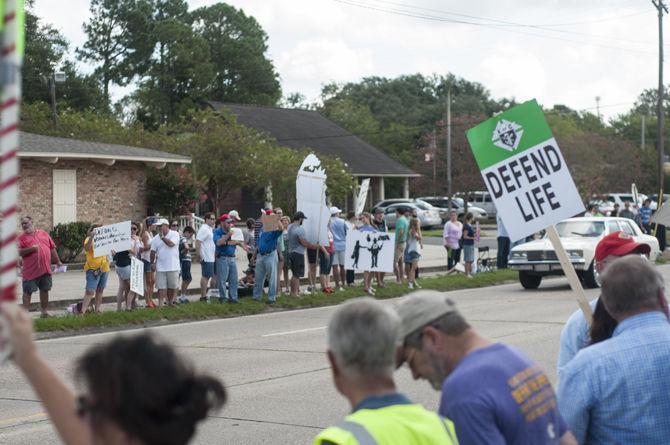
[{"xmin": 442, "ymin": 211, "xmax": 462, "ymax": 271}]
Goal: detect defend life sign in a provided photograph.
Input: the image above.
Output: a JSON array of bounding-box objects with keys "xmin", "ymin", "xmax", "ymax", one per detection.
[{"xmin": 466, "ymin": 100, "xmax": 584, "ymax": 241}]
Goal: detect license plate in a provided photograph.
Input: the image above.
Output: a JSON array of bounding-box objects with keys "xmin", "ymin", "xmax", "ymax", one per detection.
[{"xmin": 535, "ymin": 264, "xmax": 550, "ymax": 272}]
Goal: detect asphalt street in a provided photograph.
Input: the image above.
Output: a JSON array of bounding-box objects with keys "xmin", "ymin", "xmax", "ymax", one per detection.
[{"xmin": 5, "ymin": 264, "xmax": 667, "ymax": 444}]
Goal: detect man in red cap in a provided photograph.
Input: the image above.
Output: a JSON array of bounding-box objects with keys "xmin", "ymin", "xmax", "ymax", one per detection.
[{"xmin": 557, "ymin": 231, "xmax": 650, "ymax": 376}]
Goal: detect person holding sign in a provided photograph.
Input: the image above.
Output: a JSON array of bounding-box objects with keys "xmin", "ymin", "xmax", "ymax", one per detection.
[
  {"xmin": 80, "ymin": 225, "xmax": 110, "ymax": 315},
  {"xmin": 150, "ymin": 219, "xmax": 181, "ymax": 306},
  {"xmin": 213, "ymin": 215, "xmax": 243, "ymax": 303},
  {"xmin": 253, "ymin": 211, "xmax": 283, "ymax": 304},
  {"xmin": 358, "ymin": 213, "xmax": 377, "ymax": 295}
]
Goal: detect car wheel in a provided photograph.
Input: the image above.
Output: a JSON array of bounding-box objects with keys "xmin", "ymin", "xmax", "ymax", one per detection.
[
  {"xmin": 582, "ymin": 260, "xmax": 601, "ymax": 289},
  {"xmin": 519, "ymin": 271, "xmax": 542, "ymax": 289}
]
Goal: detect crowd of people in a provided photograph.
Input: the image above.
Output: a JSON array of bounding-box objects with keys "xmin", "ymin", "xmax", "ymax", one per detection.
[
  {"xmin": 18, "ymin": 203, "xmax": 436, "ymax": 315},
  {"xmin": 4, "ymin": 219, "xmax": 670, "ymax": 444}
]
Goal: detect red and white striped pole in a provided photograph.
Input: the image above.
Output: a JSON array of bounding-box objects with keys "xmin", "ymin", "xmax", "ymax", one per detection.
[
  {"xmin": 0, "ymin": 0, "xmax": 23, "ymax": 362},
  {"xmin": 0, "ymin": 0, "xmax": 21, "ymax": 304}
]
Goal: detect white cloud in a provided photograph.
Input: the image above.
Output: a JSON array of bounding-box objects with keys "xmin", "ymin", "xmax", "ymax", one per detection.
[{"xmin": 32, "ymin": 0, "xmax": 661, "ymax": 119}]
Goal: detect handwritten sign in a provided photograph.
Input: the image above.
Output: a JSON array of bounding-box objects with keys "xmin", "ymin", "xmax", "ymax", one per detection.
[
  {"xmin": 262, "ymin": 213, "xmax": 282, "ymax": 232},
  {"xmin": 130, "ymin": 256, "xmax": 144, "ymax": 295},
  {"xmin": 93, "ymin": 220, "xmax": 132, "ymax": 257}
]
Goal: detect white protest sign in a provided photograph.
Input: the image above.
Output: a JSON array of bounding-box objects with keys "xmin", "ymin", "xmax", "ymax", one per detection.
[
  {"xmin": 93, "ymin": 220, "xmax": 132, "ymax": 257},
  {"xmin": 355, "ymin": 178, "xmax": 371, "ymax": 215},
  {"xmin": 297, "ymin": 154, "xmax": 330, "ymax": 246},
  {"xmin": 344, "ymin": 230, "xmax": 395, "ymax": 273},
  {"xmin": 467, "ymin": 99, "xmax": 591, "ymax": 321},
  {"xmin": 130, "ymin": 256, "xmax": 144, "ymax": 295}
]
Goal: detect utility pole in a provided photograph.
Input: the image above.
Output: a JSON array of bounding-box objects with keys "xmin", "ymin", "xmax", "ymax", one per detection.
[
  {"xmin": 595, "ymin": 96, "xmax": 601, "ymax": 121},
  {"xmin": 653, "ymin": 0, "xmax": 667, "ymax": 197},
  {"xmin": 432, "ymin": 128, "xmax": 437, "ymax": 196},
  {"xmin": 446, "ymin": 87, "xmax": 452, "ymax": 212},
  {"xmin": 642, "ymin": 114, "xmax": 646, "ymax": 149},
  {"xmin": 49, "ymin": 74, "xmax": 58, "ymax": 126}
]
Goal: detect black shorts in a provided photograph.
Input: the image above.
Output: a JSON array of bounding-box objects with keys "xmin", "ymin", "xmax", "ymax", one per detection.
[
  {"xmin": 22, "ymin": 273, "xmax": 52, "ymax": 295},
  {"xmin": 290, "ymin": 252, "xmax": 305, "ymax": 278},
  {"xmin": 307, "ymin": 248, "xmax": 317, "ymax": 264},
  {"xmin": 181, "ymin": 261, "xmax": 192, "ymax": 282}
]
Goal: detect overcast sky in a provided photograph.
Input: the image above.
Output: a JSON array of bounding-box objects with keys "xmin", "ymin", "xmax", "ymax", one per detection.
[{"xmin": 34, "ymin": 0, "xmax": 660, "ymax": 121}]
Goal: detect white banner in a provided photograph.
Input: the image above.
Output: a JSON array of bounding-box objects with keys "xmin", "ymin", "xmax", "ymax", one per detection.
[
  {"xmin": 345, "ymin": 230, "xmax": 395, "ymax": 273},
  {"xmin": 130, "ymin": 256, "xmax": 144, "ymax": 295},
  {"xmin": 93, "ymin": 220, "xmax": 132, "ymax": 257},
  {"xmin": 297, "ymin": 154, "xmax": 330, "ymax": 246},
  {"xmin": 356, "ymin": 178, "xmax": 371, "ymax": 215}
]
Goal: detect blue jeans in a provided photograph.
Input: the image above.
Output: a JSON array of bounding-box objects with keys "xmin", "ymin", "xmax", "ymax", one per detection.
[
  {"xmin": 253, "ymin": 252, "xmax": 277, "ymax": 303},
  {"xmin": 216, "ymin": 256, "xmax": 238, "ymax": 302}
]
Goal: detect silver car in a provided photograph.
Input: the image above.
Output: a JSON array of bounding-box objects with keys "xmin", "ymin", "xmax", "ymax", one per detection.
[
  {"xmin": 383, "ymin": 202, "xmax": 442, "ymax": 229},
  {"xmin": 418, "ymin": 196, "xmax": 488, "ymax": 222}
]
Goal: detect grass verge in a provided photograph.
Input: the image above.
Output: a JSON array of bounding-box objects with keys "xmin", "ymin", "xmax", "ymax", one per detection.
[{"xmin": 34, "ymin": 269, "xmax": 518, "ymax": 333}]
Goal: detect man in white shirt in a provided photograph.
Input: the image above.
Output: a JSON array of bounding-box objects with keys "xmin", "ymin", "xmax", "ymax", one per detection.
[
  {"xmin": 196, "ymin": 212, "xmax": 217, "ymax": 301},
  {"xmin": 150, "ymin": 219, "xmax": 181, "ymax": 306}
]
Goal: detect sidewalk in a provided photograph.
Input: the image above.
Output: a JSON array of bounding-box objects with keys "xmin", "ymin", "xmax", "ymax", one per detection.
[{"xmin": 23, "ymin": 241, "xmax": 498, "ymax": 311}]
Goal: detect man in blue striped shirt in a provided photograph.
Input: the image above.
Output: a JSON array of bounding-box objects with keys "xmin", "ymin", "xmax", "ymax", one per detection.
[{"xmin": 558, "ymin": 255, "xmax": 670, "ymax": 444}]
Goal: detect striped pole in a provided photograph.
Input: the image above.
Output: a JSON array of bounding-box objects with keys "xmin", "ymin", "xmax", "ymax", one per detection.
[{"xmin": 0, "ymin": 0, "xmax": 22, "ymax": 304}]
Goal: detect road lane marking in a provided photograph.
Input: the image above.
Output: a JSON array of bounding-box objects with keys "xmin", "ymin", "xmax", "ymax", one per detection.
[
  {"xmin": 261, "ymin": 326, "xmax": 326, "ymax": 337},
  {"xmin": 0, "ymin": 412, "xmax": 47, "ymax": 427}
]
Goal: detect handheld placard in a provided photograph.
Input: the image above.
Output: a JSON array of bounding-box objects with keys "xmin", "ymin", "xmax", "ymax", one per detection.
[{"xmin": 466, "ymin": 100, "xmax": 592, "ymax": 322}]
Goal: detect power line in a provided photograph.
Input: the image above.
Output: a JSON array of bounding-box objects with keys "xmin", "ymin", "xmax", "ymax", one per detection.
[{"xmin": 333, "ymin": 0, "xmax": 659, "ymax": 55}]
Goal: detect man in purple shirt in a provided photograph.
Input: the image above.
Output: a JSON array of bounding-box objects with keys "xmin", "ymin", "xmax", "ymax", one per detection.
[{"xmin": 395, "ymin": 291, "xmax": 577, "ymax": 445}]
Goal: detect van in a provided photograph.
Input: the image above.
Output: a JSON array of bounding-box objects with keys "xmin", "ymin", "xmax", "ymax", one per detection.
[{"xmin": 468, "ymin": 191, "xmax": 496, "ymax": 217}]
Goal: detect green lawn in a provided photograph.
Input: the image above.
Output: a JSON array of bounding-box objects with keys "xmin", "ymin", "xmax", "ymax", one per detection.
[
  {"xmin": 422, "ymin": 229, "xmax": 443, "ymax": 238},
  {"xmin": 35, "ymin": 269, "xmax": 518, "ymax": 333}
]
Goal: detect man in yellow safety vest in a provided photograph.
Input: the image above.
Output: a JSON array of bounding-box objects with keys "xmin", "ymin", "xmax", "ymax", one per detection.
[{"xmin": 313, "ymin": 297, "xmax": 458, "ymax": 445}]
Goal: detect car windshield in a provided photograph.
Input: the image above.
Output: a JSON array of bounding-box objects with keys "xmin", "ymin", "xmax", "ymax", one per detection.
[
  {"xmin": 552, "ymin": 221, "xmax": 605, "ymax": 238},
  {"xmin": 618, "ymin": 195, "xmax": 634, "ymax": 203}
]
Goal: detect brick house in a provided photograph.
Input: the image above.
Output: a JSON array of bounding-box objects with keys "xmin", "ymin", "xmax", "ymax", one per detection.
[{"xmin": 19, "ymin": 132, "xmax": 191, "ymax": 229}]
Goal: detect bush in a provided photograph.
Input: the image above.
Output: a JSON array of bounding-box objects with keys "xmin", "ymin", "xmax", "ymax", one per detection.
[{"xmin": 50, "ymin": 221, "xmax": 92, "ymax": 263}]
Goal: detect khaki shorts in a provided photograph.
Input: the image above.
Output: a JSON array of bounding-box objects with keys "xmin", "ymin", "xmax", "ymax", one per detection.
[
  {"xmin": 156, "ymin": 270, "xmax": 179, "ymax": 290},
  {"xmin": 395, "ymin": 242, "xmax": 406, "ymax": 262}
]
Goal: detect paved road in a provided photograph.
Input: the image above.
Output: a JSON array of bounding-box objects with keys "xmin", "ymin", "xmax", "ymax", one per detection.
[{"xmin": 4, "ymin": 262, "xmax": 653, "ymax": 445}]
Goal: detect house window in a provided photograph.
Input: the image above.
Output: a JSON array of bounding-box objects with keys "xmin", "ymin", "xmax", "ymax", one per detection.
[{"xmin": 53, "ymin": 169, "xmax": 77, "ymax": 226}]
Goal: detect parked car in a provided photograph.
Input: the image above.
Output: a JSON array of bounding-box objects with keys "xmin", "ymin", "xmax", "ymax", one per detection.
[
  {"xmin": 417, "ymin": 196, "xmax": 488, "ymax": 222},
  {"xmin": 383, "ymin": 202, "xmax": 442, "ymax": 229},
  {"xmin": 508, "ymin": 217, "xmax": 660, "ymax": 290},
  {"xmin": 464, "ymin": 191, "xmax": 497, "ymax": 217}
]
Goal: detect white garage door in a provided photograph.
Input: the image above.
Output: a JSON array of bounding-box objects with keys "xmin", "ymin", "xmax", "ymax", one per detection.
[{"xmin": 53, "ymin": 169, "xmax": 77, "ymax": 226}]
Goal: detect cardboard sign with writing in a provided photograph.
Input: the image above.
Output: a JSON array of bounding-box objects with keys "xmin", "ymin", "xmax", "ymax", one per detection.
[
  {"xmin": 466, "ymin": 100, "xmax": 584, "ymax": 241},
  {"xmin": 261, "ymin": 213, "xmax": 282, "ymax": 232},
  {"xmin": 130, "ymin": 256, "xmax": 144, "ymax": 295},
  {"xmin": 93, "ymin": 221, "xmax": 132, "ymax": 257}
]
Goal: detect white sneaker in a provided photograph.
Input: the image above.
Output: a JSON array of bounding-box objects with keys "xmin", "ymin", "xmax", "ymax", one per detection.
[
  {"xmin": 338, "ymin": 287, "xmax": 345, "ymax": 292},
  {"xmin": 408, "ymin": 282, "xmax": 414, "ymax": 289}
]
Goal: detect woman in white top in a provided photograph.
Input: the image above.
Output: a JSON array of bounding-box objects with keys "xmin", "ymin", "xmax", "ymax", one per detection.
[{"xmin": 443, "ymin": 210, "xmax": 463, "ymax": 271}]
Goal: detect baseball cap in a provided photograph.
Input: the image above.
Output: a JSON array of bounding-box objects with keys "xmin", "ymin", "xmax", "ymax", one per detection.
[
  {"xmin": 293, "ymin": 211, "xmax": 308, "ymax": 220},
  {"xmin": 595, "ymin": 231, "xmax": 650, "ymax": 262},
  {"xmin": 265, "ymin": 209, "xmax": 274, "ymax": 215},
  {"xmin": 219, "ymin": 213, "xmax": 230, "ymax": 222},
  {"xmin": 395, "ymin": 291, "xmax": 460, "ymax": 365},
  {"xmin": 146, "ymin": 217, "xmax": 157, "ymax": 226},
  {"xmin": 156, "ymin": 218, "xmax": 169, "ymax": 226},
  {"xmin": 330, "ymin": 206, "xmax": 342, "ymax": 215},
  {"xmin": 374, "ymin": 207, "xmax": 384, "ymax": 214},
  {"xmin": 228, "ymin": 210, "xmax": 241, "ymax": 221}
]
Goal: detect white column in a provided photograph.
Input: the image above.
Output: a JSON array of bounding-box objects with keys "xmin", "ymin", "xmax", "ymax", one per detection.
[
  {"xmin": 403, "ymin": 177, "xmax": 409, "ymax": 199},
  {"xmin": 379, "ymin": 177, "xmax": 385, "ymax": 201}
]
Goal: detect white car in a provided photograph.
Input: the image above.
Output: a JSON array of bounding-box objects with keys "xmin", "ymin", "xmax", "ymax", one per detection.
[{"xmin": 509, "ymin": 217, "xmax": 660, "ymax": 290}]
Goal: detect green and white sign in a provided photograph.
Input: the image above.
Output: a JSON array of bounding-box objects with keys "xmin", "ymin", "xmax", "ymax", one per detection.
[{"xmin": 467, "ymin": 100, "xmax": 584, "ymax": 241}]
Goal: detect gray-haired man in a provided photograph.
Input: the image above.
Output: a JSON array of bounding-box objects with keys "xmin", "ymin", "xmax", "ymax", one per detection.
[
  {"xmin": 395, "ymin": 291, "xmax": 576, "ymax": 445},
  {"xmin": 313, "ymin": 297, "xmax": 457, "ymax": 445}
]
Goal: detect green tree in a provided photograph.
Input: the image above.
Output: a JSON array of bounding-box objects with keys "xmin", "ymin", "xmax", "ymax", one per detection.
[
  {"xmin": 190, "ymin": 3, "xmax": 281, "ymax": 106},
  {"xmin": 77, "ymin": 0, "xmax": 155, "ymax": 105},
  {"xmin": 134, "ymin": 17, "xmax": 215, "ymax": 126},
  {"xmin": 146, "ymin": 165, "xmax": 201, "ymax": 216}
]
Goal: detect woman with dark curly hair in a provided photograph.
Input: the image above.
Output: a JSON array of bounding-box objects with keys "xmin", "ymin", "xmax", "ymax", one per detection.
[{"xmin": 0, "ymin": 304, "xmax": 226, "ymax": 445}]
